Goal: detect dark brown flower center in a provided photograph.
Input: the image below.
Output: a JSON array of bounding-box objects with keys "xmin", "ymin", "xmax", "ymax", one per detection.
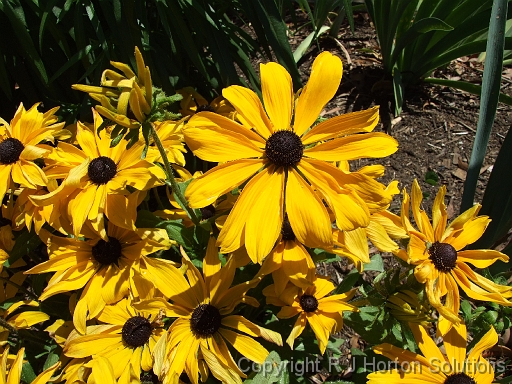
[
  {"xmin": 265, "ymin": 130, "xmax": 303, "ymax": 167},
  {"xmin": 140, "ymin": 370, "xmax": 160, "ymax": 384},
  {"xmin": 200, "ymin": 204, "xmax": 216, "ymax": 220},
  {"xmin": 428, "ymin": 241, "xmax": 457, "ymax": 272},
  {"xmin": 196, "ymin": 104, "xmax": 215, "ymax": 113},
  {"xmin": 444, "ymin": 373, "xmax": 476, "ymax": 384},
  {"xmin": 281, "ymin": 213, "xmax": 295, "ymax": 241},
  {"xmin": 88, "ymin": 156, "xmax": 117, "ymax": 185},
  {"xmin": 299, "ymin": 294, "xmax": 318, "ymax": 312},
  {"xmin": 0, "ymin": 138, "xmax": 24, "ymax": 164},
  {"xmin": 190, "ymin": 304, "xmax": 221, "ymax": 337},
  {"xmin": 91, "ymin": 236, "xmax": 122, "ymax": 265},
  {"xmin": 122, "ymin": 316, "xmax": 152, "ymax": 347}
]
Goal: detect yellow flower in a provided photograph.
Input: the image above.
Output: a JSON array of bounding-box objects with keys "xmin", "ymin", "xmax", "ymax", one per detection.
[
  {"xmin": 177, "ymin": 87, "xmax": 235, "ymax": 118},
  {"xmin": 400, "ymin": 180, "xmax": 512, "ymax": 329},
  {"xmin": 0, "ymin": 103, "xmax": 64, "ymax": 202},
  {"xmin": 72, "ymin": 47, "xmax": 152, "ymax": 129},
  {"xmin": 0, "ymin": 347, "xmax": 60, "ymax": 384},
  {"xmin": 30, "ymin": 110, "xmax": 165, "ymax": 238},
  {"xmin": 263, "ymin": 275, "xmax": 358, "ymax": 354},
  {"xmin": 64, "ymin": 297, "xmax": 165, "ymax": 383},
  {"xmin": 136, "ymin": 238, "xmax": 282, "ymax": 384},
  {"xmin": 25, "ymin": 224, "xmax": 172, "ymax": 334},
  {"xmin": 368, "ymin": 322, "xmax": 497, "ymax": 384},
  {"xmin": 184, "ymin": 52, "xmax": 398, "ymax": 263}
]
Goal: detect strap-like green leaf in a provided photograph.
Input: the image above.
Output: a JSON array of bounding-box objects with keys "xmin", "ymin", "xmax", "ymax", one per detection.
[{"xmin": 461, "ymin": 0, "xmax": 508, "ymax": 212}]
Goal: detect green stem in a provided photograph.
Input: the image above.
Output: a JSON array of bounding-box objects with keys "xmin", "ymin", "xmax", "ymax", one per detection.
[
  {"xmin": 149, "ymin": 124, "xmax": 200, "ymax": 225},
  {"xmin": 0, "ymin": 317, "xmax": 17, "ymax": 334}
]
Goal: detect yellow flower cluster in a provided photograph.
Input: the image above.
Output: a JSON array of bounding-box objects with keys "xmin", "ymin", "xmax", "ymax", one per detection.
[{"xmin": 0, "ymin": 47, "xmax": 507, "ymax": 384}]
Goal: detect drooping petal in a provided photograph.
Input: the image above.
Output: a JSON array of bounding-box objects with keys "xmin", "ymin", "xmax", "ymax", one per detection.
[
  {"xmin": 222, "ymin": 85, "xmax": 273, "ymax": 138},
  {"xmin": 294, "ymin": 52, "xmax": 342, "ymax": 137},
  {"xmin": 260, "ymin": 62, "xmax": 293, "ymax": 131},
  {"xmin": 445, "ymin": 216, "xmax": 490, "ymax": 251},
  {"xmin": 443, "ymin": 322, "xmax": 467, "ymax": 373},
  {"xmin": 410, "ymin": 180, "xmax": 435, "ymax": 242},
  {"xmin": 409, "ymin": 323, "xmax": 447, "ymax": 365},
  {"xmin": 286, "ymin": 315, "xmax": 307, "ymax": 350},
  {"xmin": 286, "ymin": 168, "xmax": 332, "ymax": 248},
  {"xmin": 185, "ymin": 159, "xmax": 264, "ymax": 208},
  {"xmin": 221, "ymin": 315, "xmax": 282, "ymax": 346},
  {"xmin": 432, "ymin": 185, "xmax": 448, "ymax": 240},
  {"xmin": 301, "ymin": 106, "xmax": 380, "ymax": 145}
]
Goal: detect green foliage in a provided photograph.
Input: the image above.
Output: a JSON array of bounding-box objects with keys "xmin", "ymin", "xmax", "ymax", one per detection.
[
  {"xmin": 364, "ymin": 0, "xmax": 512, "ymax": 114},
  {"xmin": 0, "ymin": 0, "xmax": 300, "ymax": 120}
]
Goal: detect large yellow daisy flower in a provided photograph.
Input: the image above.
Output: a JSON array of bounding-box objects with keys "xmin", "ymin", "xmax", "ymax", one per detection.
[
  {"xmin": 30, "ymin": 110, "xmax": 165, "ymax": 237},
  {"xmin": 184, "ymin": 51, "xmax": 398, "ymax": 262},
  {"xmin": 136, "ymin": 238, "xmax": 282, "ymax": 384},
  {"xmin": 399, "ymin": 180, "xmax": 512, "ymax": 329},
  {"xmin": 367, "ymin": 322, "xmax": 497, "ymax": 384},
  {"xmin": 0, "ymin": 103, "xmax": 64, "ymax": 202},
  {"xmin": 25, "ymin": 224, "xmax": 172, "ymax": 334},
  {"xmin": 263, "ymin": 275, "xmax": 358, "ymax": 354},
  {"xmin": 64, "ymin": 297, "xmax": 165, "ymax": 383}
]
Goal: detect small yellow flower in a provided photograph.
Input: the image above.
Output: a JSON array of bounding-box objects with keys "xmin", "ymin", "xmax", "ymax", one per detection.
[
  {"xmin": 386, "ymin": 289, "xmax": 433, "ymax": 326},
  {"xmin": 263, "ymin": 275, "xmax": 358, "ymax": 354},
  {"xmin": 177, "ymin": 87, "xmax": 235, "ymax": 119},
  {"xmin": 399, "ymin": 180, "xmax": 512, "ymax": 331}
]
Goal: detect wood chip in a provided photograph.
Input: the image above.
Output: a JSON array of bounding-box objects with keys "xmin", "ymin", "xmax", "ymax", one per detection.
[{"xmin": 452, "ymin": 168, "xmax": 467, "ymax": 180}]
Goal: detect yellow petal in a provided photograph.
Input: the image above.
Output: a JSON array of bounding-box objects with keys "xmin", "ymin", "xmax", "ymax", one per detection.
[
  {"xmin": 184, "ymin": 121, "xmax": 263, "ymax": 163},
  {"xmin": 218, "ymin": 166, "xmax": 284, "ymax": 262},
  {"xmin": 222, "ymin": 85, "xmax": 273, "ymax": 138},
  {"xmin": 446, "ymin": 216, "xmax": 490, "ymax": 251},
  {"xmin": 366, "ymin": 220, "xmax": 399, "ymax": 252},
  {"xmin": 218, "ymin": 328, "xmax": 269, "ymax": 364},
  {"xmin": 221, "ymin": 315, "xmax": 282, "ymax": 346},
  {"xmin": 301, "ymin": 106, "xmax": 379, "ymax": 145},
  {"xmin": 409, "ymin": 323, "xmax": 447, "ymax": 365},
  {"xmin": 443, "ymin": 322, "xmax": 467, "ymax": 373},
  {"xmin": 457, "ymin": 249, "xmax": 509, "ymax": 268},
  {"xmin": 260, "ymin": 62, "xmax": 293, "ymax": 131},
  {"xmin": 286, "ymin": 315, "xmax": 306, "ymax": 350},
  {"xmin": 185, "ymin": 159, "xmax": 264, "ymax": 208},
  {"xmin": 294, "ymin": 52, "xmax": 342, "ymax": 137},
  {"xmin": 286, "ymin": 168, "xmax": 332, "ymax": 248},
  {"xmin": 304, "ymin": 132, "xmax": 398, "ymax": 161},
  {"xmin": 432, "ymin": 185, "xmax": 448, "ymax": 240}
]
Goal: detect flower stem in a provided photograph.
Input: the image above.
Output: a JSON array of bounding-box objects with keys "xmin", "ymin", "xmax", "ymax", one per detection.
[{"xmin": 148, "ymin": 123, "xmax": 200, "ymax": 225}]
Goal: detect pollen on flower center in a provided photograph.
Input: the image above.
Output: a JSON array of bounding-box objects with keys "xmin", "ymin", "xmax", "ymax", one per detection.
[
  {"xmin": 0, "ymin": 138, "xmax": 25, "ymax": 164},
  {"xmin": 91, "ymin": 236, "xmax": 122, "ymax": 265},
  {"xmin": 190, "ymin": 304, "xmax": 222, "ymax": 337},
  {"xmin": 444, "ymin": 373, "xmax": 476, "ymax": 384},
  {"xmin": 88, "ymin": 156, "xmax": 117, "ymax": 185},
  {"xmin": 428, "ymin": 242, "xmax": 458, "ymax": 272},
  {"xmin": 265, "ymin": 130, "xmax": 303, "ymax": 167},
  {"xmin": 281, "ymin": 213, "xmax": 296, "ymax": 241},
  {"xmin": 122, "ymin": 316, "xmax": 152, "ymax": 348},
  {"xmin": 200, "ymin": 204, "xmax": 216, "ymax": 220},
  {"xmin": 299, "ymin": 294, "xmax": 318, "ymax": 312}
]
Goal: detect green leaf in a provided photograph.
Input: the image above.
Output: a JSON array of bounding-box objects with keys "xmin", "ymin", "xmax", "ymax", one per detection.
[
  {"xmin": 393, "ymin": 67, "xmax": 404, "ymax": 116},
  {"xmin": 425, "ymin": 170, "xmax": 439, "ymax": 186},
  {"xmin": 21, "ymin": 362, "xmax": 37, "ymax": 384},
  {"xmin": 6, "ymin": 229, "xmax": 41, "ymax": 267},
  {"xmin": 293, "ymin": 25, "xmax": 330, "ymax": 63},
  {"xmin": 334, "ymin": 268, "xmax": 361, "ymax": 294},
  {"xmin": 363, "ymin": 254, "xmax": 384, "ymax": 272},
  {"xmin": 461, "ymin": 0, "xmax": 508, "ymax": 212}
]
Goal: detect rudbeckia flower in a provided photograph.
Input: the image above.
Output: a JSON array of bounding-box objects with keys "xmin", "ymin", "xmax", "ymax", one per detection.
[
  {"xmin": 184, "ymin": 51, "xmax": 398, "ymax": 262},
  {"xmin": 0, "ymin": 347, "xmax": 60, "ymax": 384},
  {"xmin": 25, "ymin": 224, "xmax": 172, "ymax": 334},
  {"xmin": 0, "ymin": 103, "xmax": 64, "ymax": 203},
  {"xmin": 367, "ymin": 322, "xmax": 498, "ymax": 384},
  {"xmin": 398, "ymin": 180, "xmax": 512, "ymax": 330},
  {"xmin": 64, "ymin": 298, "xmax": 165, "ymax": 383},
  {"xmin": 72, "ymin": 47, "xmax": 152, "ymax": 129},
  {"xmin": 263, "ymin": 275, "xmax": 358, "ymax": 354},
  {"xmin": 30, "ymin": 110, "xmax": 165, "ymax": 237},
  {"xmin": 136, "ymin": 238, "xmax": 282, "ymax": 384}
]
